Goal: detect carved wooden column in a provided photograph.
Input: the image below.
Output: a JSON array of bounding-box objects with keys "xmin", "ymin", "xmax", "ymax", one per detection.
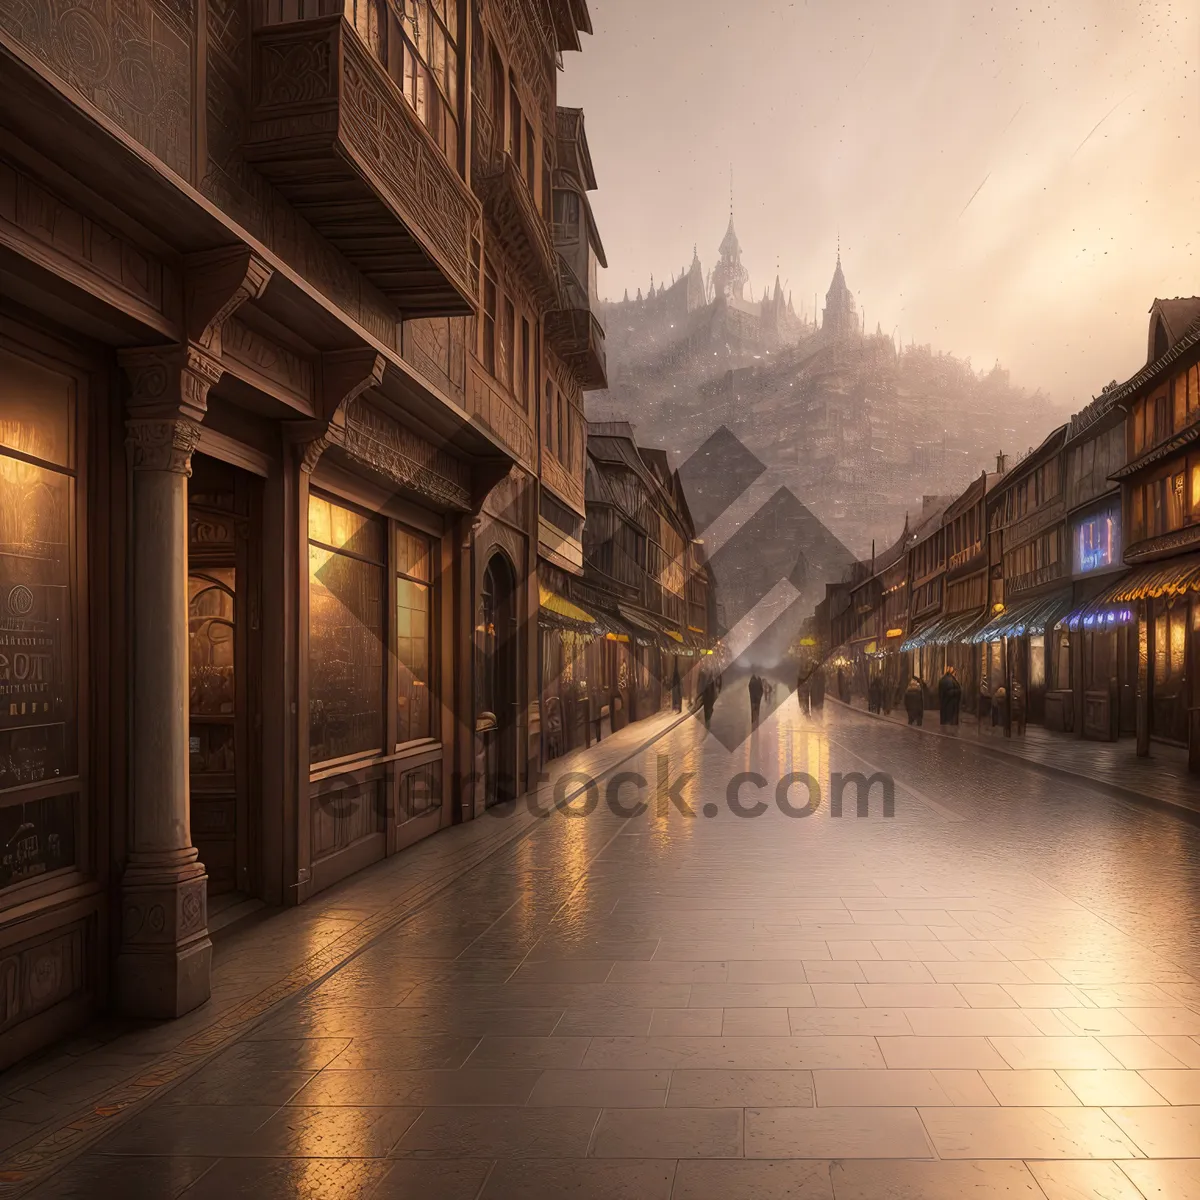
[{"xmin": 115, "ymin": 347, "xmax": 223, "ymax": 1016}]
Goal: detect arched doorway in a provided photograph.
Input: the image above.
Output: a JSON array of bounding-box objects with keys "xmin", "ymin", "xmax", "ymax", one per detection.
[{"xmin": 478, "ymin": 553, "xmax": 519, "ymax": 809}]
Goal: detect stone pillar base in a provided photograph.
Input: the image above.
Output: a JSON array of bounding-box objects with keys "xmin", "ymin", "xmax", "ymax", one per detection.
[{"xmin": 116, "ymin": 863, "xmax": 211, "ymax": 1019}]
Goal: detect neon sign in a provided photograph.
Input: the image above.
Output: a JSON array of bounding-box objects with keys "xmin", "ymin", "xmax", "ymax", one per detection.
[{"xmin": 1073, "ymin": 504, "xmax": 1121, "ymax": 575}]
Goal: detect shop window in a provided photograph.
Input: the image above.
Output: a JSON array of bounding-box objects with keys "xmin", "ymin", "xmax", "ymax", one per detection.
[
  {"xmin": 395, "ymin": 527, "xmax": 433, "ymax": 747},
  {"xmin": 0, "ymin": 346, "xmax": 80, "ymax": 891},
  {"xmin": 308, "ymin": 494, "xmax": 386, "ymax": 765},
  {"xmin": 1175, "ymin": 370, "xmax": 1188, "ymax": 431},
  {"xmin": 1191, "ymin": 461, "xmax": 1200, "ymax": 518}
]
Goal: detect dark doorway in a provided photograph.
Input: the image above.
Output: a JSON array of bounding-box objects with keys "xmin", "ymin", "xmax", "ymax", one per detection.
[
  {"xmin": 478, "ymin": 553, "xmax": 518, "ymax": 808},
  {"xmin": 187, "ymin": 457, "xmax": 261, "ymax": 904}
]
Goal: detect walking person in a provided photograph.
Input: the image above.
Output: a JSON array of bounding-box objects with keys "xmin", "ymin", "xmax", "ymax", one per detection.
[
  {"xmin": 867, "ymin": 675, "xmax": 882, "ymax": 714},
  {"xmin": 978, "ymin": 674, "xmax": 991, "ymax": 735},
  {"xmin": 700, "ymin": 666, "xmax": 718, "ymax": 731},
  {"xmin": 811, "ymin": 666, "xmax": 825, "ymax": 711},
  {"xmin": 1010, "ymin": 678, "xmax": 1027, "ymax": 736},
  {"xmin": 670, "ymin": 659, "xmax": 682, "ymax": 713},
  {"xmin": 796, "ymin": 667, "xmax": 811, "ymax": 715},
  {"xmin": 748, "ymin": 670, "xmax": 764, "ymax": 726},
  {"xmin": 903, "ymin": 675, "xmax": 924, "ymax": 726},
  {"xmin": 938, "ymin": 665, "xmax": 962, "ymax": 726}
]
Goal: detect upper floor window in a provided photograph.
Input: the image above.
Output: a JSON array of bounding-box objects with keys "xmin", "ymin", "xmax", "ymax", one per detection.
[{"xmin": 345, "ymin": 0, "xmax": 461, "ymax": 165}]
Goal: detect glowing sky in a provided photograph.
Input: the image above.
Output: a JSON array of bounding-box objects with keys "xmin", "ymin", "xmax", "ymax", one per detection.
[{"xmin": 558, "ymin": 0, "xmax": 1199, "ymax": 407}]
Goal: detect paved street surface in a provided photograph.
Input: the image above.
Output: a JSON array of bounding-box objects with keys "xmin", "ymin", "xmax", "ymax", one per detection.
[{"xmin": 16, "ymin": 678, "xmax": 1200, "ymax": 1199}]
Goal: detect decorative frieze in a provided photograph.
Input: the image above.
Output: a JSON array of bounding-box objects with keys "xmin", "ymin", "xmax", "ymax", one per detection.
[
  {"xmin": 1125, "ymin": 525, "xmax": 1200, "ymax": 564},
  {"xmin": 342, "ymin": 399, "xmax": 472, "ymax": 511}
]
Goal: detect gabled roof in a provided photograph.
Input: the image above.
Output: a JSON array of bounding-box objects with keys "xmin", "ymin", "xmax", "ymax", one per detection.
[{"xmin": 1150, "ymin": 297, "xmax": 1200, "ymax": 360}]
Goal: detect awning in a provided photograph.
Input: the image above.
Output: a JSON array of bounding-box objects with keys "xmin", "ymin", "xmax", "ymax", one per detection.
[
  {"xmin": 900, "ymin": 609, "xmax": 987, "ymax": 652},
  {"xmin": 1059, "ymin": 555, "xmax": 1200, "ymax": 629},
  {"xmin": 616, "ymin": 604, "xmax": 659, "ymax": 646},
  {"xmin": 539, "ymin": 585, "xmax": 597, "ymax": 631},
  {"xmin": 970, "ymin": 589, "xmax": 1074, "ymax": 643},
  {"xmin": 1105, "ymin": 553, "xmax": 1200, "ymax": 602}
]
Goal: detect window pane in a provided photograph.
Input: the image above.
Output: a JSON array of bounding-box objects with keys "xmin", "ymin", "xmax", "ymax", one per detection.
[
  {"xmin": 396, "ymin": 529, "xmax": 431, "ymax": 581},
  {"xmin": 396, "ymin": 577, "xmax": 431, "ymax": 744},
  {"xmin": 309, "ymin": 534, "xmax": 385, "ymax": 764},
  {"xmin": 0, "ymin": 348, "xmax": 73, "ymax": 468},
  {"xmin": 0, "ymin": 794, "xmax": 75, "ymax": 887},
  {"xmin": 0, "ymin": 456, "xmax": 76, "ymax": 790}
]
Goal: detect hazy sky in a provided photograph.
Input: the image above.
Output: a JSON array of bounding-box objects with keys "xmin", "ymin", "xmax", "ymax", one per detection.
[{"xmin": 558, "ymin": 0, "xmax": 1199, "ymax": 408}]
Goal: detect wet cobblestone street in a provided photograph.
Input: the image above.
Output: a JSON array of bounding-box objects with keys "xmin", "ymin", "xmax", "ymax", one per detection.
[{"xmin": 19, "ymin": 686, "xmax": 1200, "ymax": 1198}]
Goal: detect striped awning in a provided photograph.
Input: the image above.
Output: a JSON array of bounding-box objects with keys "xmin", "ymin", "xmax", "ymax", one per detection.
[
  {"xmin": 900, "ymin": 609, "xmax": 988, "ymax": 652},
  {"xmin": 970, "ymin": 589, "xmax": 1074, "ymax": 644}
]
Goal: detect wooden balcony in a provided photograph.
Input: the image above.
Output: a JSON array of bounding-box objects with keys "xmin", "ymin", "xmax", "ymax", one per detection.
[
  {"xmin": 474, "ymin": 147, "xmax": 559, "ymax": 308},
  {"xmin": 245, "ymin": 16, "xmax": 480, "ymax": 318},
  {"xmin": 545, "ymin": 264, "xmax": 607, "ymax": 389}
]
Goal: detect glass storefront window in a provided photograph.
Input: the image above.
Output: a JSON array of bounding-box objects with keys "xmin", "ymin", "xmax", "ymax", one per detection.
[
  {"xmin": 395, "ymin": 528, "xmax": 432, "ymax": 746},
  {"xmin": 0, "ymin": 346, "xmax": 79, "ymax": 888},
  {"xmin": 308, "ymin": 494, "xmax": 385, "ymax": 765}
]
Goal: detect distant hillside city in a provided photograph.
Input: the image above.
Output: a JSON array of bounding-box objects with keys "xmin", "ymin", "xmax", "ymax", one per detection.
[{"xmin": 589, "ymin": 215, "xmax": 1072, "ymax": 559}]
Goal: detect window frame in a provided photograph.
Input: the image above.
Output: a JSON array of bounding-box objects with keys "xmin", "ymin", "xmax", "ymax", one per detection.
[{"xmin": 0, "ymin": 332, "xmax": 90, "ymax": 909}]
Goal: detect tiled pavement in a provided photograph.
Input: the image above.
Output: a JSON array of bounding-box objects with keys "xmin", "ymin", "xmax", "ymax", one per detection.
[
  {"xmin": 838, "ymin": 695, "xmax": 1200, "ymax": 817},
  {"xmin": 7, "ymin": 688, "xmax": 1200, "ymax": 1198}
]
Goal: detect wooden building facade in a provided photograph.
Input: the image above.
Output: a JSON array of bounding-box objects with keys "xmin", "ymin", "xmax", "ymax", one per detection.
[{"xmin": 0, "ymin": 0, "xmax": 600, "ymax": 1066}]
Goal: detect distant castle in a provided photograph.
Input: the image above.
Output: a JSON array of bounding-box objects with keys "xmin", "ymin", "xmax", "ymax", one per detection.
[{"xmin": 602, "ymin": 215, "xmax": 861, "ymax": 363}]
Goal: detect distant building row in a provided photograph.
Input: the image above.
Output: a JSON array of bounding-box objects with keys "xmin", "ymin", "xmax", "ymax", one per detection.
[{"xmin": 813, "ymin": 299, "xmax": 1200, "ymax": 769}]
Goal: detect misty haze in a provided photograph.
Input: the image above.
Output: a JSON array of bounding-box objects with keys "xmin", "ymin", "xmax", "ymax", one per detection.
[{"xmin": 1, "ymin": 0, "xmax": 1199, "ymax": 1195}]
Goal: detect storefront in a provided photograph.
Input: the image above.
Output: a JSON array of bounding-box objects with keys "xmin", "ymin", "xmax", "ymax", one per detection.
[
  {"xmin": 1058, "ymin": 497, "xmax": 1133, "ymax": 740},
  {"xmin": 0, "ymin": 317, "xmax": 112, "ymax": 1067},
  {"xmin": 970, "ymin": 589, "xmax": 1074, "ymax": 729}
]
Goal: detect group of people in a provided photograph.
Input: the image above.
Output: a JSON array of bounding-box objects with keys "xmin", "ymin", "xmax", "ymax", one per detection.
[{"xmin": 900, "ymin": 666, "xmax": 1027, "ymax": 734}]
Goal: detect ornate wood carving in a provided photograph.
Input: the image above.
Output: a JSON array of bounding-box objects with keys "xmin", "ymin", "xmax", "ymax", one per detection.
[
  {"xmin": 294, "ymin": 348, "xmax": 387, "ymax": 473},
  {"xmin": 342, "ymin": 399, "xmax": 473, "ymax": 512},
  {"xmin": 541, "ymin": 451, "xmax": 586, "ymax": 517},
  {"xmin": 201, "ymin": 0, "xmax": 399, "ymax": 349},
  {"xmin": 0, "ymin": 157, "xmax": 178, "ymax": 334},
  {"xmin": 469, "ymin": 361, "xmax": 536, "ymax": 469},
  {"xmin": 125, "ymin": 417, "xmax": 203, "ymax": 475},
  {"xmin": 0, "ymin": 0, "xmax": 193, "ymax": 179},
  {"xmin": 475, "ymin": 153, "xmax": 559, "ymax": 308},
  {"xmin": 1125, "ymin": 524, "xmax": 1200, "ymax": 564},
  {"xmin": 403, "ymin": 317, "xmax": 468, "ymax": 406},
  {"xmin": 221, "ymin": 316, "xmax": 315, "ymax": 409},
  {"xmin": 185, "ymin": 246, "xmax": 274, "ymax": 355},
  {"xmin": 120, "ymin": 344, "xmax": 223, "ymax": 424},
  {"xmin": 244, "ymin": 17, "xmax": 481, "ymax": 318},
  {"xmin": 0, "ymin": 924, "xmax": 86, "ymax": 1037}
]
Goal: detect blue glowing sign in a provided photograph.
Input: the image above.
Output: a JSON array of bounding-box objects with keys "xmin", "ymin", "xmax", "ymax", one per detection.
[{"xmin": 1073, "ymin": 504, "xmax": 1121, "ymax": 575}]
